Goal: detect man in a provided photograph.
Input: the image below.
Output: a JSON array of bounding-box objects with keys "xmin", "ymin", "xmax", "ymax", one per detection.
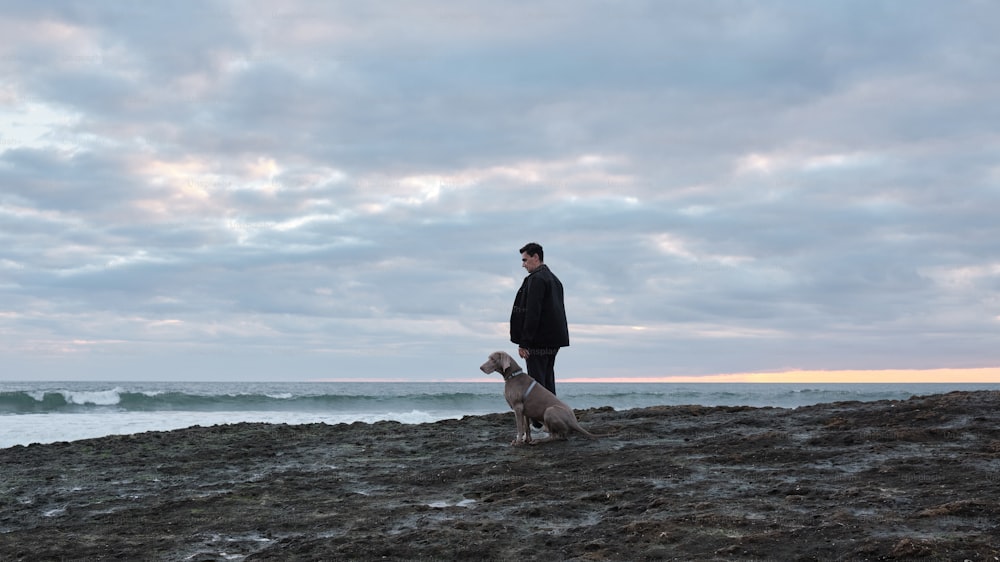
[{"xmin": 510, "ymin": 242, "xmax": 569, "ymax": 402}]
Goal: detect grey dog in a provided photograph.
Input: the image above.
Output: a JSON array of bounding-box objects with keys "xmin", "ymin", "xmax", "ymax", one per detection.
[{"xmin": 480, "ymin": 350, "xmax": 599, "ymax": 446}]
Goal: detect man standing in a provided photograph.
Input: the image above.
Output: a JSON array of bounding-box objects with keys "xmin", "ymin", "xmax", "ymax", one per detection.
[{"xmin": 510, "ymin": 242, "xmax": 569, "ymax": 398}]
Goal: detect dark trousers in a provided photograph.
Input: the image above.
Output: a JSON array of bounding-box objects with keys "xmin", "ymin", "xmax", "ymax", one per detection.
[{"xmin": 526, "ymin": 348, "xmax": 559, "ymax": 395}]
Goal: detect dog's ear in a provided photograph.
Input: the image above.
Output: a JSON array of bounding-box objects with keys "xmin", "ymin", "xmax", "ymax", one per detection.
[{"xmin": 499, "ymin": 351, "xmax": 512, "ymax": 372}]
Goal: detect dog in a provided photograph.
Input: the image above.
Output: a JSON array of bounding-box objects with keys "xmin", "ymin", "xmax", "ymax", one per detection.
[{"xmin": 480, "ymin": 350, "xmax": 598, "ymax": 446}]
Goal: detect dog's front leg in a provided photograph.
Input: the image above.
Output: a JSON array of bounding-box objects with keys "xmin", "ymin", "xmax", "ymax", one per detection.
[{"xmin": 512, "ymin": 406, "xmax": 529, "ymax": 446}]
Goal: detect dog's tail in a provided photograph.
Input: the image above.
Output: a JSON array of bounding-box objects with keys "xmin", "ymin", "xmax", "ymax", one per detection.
[{"xmin": 571, "ymin": 420, "xmax": 615, "ymax": 439}]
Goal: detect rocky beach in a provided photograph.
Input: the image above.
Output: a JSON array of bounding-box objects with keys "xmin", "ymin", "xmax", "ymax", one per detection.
[{"xmin": 1, "ymin": 390, "xmax": 998, "ymax": 561}]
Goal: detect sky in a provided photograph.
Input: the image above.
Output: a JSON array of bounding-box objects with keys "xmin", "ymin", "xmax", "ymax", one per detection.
[{"xmin": 1, "ymin": 1, "xmax": 999, "ymax": 383}]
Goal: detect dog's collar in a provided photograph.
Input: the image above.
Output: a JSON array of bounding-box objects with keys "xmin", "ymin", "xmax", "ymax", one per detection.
[{"xmin": 503, "ymin": 369, "xmax": 525, "ymax": 381}]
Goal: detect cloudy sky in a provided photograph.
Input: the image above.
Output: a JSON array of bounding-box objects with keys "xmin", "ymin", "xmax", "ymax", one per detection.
[{"xmin": 2, "ymin": 1, "xmax": 999, "ymax": 383}]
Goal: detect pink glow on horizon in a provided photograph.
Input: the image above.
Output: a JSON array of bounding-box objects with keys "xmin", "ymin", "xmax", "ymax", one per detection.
[
  {"xmin": 304, "ymin": 367, "xmax": 1000, "ymax": 384},
  {"xmin": 561, "ymin": 367, "xmax": 1000, "ymax": 384}
]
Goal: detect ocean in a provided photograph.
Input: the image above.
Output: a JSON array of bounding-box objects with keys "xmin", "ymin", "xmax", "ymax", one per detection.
[{"xmin": 3, "ymin": 381, "xmax": 999, "ymax": 449}]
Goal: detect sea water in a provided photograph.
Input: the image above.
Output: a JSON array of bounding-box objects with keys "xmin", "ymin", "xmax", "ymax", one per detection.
[{"xmin": 2, "ymin": 381, "xmax": 999, "ymax": 448}]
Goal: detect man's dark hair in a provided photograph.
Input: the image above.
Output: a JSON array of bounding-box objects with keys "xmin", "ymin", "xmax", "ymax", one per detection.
[{"xmin": 520, "ymin": 242, "xmax": 544, "ymax": 262}]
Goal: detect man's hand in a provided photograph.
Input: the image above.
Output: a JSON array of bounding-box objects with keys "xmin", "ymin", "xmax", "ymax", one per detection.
[{"xmin": 518, "ymin": 347, "xmax": 530, "ymax": 359}]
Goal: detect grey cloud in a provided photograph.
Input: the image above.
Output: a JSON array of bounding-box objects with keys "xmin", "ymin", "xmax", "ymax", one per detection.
[{"xmin": 3, "ymin": 0, "xmax": 1000, "ymax": 380}]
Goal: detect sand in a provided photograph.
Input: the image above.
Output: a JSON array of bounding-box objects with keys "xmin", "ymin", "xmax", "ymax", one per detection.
[{"xmin": 1, "ymin": 390, "xmax": 998, "ymax": 561}]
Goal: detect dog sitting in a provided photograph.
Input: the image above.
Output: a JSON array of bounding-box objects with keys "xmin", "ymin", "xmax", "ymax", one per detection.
[{"xmin": 480, "ymin": 350, "xmax": 598, "ymax": 446}]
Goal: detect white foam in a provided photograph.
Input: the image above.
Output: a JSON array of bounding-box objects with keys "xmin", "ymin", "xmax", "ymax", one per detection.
[
  {"xmin": 0, "ymin": 409, "xmax": 470, "ymax": 448},
  {"xmin": 60, "ymin": 388, "xmax": 124, "ymax": 406}
]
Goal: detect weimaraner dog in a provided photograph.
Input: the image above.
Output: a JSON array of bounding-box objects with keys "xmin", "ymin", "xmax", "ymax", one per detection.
[{"xmin": 480, "ymin": 350, "xmax": 598, "ymax": 446}]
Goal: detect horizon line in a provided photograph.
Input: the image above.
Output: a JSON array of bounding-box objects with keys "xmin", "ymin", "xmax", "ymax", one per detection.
[{"xmin": 305, "ymin": 367, "xmax": 1000, "ymax": 384}]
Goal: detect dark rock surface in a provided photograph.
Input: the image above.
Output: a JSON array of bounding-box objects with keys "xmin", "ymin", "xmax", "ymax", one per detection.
[{"xmin": 2, "ymin": 391, "xmax": 998, "ymax": 560}]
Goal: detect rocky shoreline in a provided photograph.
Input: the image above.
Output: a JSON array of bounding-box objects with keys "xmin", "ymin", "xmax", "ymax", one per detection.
[{"xmin": 1, "ymin": 390, "xmax": 998, "ymax": 561}]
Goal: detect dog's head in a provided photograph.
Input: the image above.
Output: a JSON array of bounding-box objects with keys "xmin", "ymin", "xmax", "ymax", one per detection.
[{"xmin": 480, "ymin": 351, "xmax": 515, "ymax": 376}]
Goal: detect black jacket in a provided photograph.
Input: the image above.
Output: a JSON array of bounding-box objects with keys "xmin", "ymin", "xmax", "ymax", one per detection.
[{"xmin": 510, "ymin": 264, "xmax": 569, "ymax": 349}]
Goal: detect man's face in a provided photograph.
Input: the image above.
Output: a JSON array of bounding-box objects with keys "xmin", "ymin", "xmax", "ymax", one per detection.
[{"xmin": 521, "ymin": 252, "xmax": 541, "ymax": 273}]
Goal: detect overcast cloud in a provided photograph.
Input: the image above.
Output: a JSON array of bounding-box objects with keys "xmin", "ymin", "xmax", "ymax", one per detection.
[{"xmin": 2, "ymin": 0, "xmax": 999, "ymax": 382}]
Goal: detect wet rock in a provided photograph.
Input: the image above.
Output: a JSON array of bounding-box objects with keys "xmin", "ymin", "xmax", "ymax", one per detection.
[{"xmin": 0, "ymin": 392, "xmax": 998, "ymax": 560}]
